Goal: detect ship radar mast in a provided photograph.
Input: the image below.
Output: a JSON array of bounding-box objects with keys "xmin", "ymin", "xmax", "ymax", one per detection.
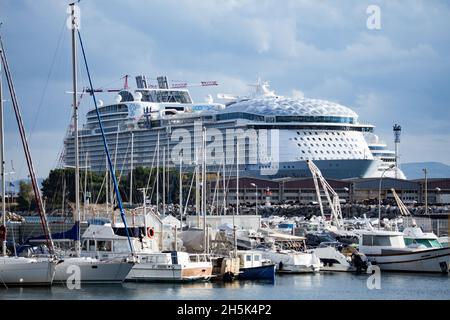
[{"xmin": 393, "ymin": 124, "xmax": 402, "ymax": 179}]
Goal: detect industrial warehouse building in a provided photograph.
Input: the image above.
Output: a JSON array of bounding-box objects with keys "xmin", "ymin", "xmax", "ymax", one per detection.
[{"xmin": 208, "ymin": 177, "xmax": 450, "ymax": 206}]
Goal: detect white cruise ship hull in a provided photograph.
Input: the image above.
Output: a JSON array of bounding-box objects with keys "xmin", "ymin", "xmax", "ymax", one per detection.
[
  {"xmin": 53, "ymin": 257, "xmax": 134, "ymax": 284},
  {"xmin": 366, "ymin": 247, "xmax": 450, "ymax": 273},
  {"xmin": 0, "ymin": 257, "xmax": 56, "ymax": 286}
]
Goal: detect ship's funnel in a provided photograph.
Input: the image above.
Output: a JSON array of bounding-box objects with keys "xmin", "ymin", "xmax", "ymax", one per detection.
[
  {"xmin": 136, "ymin": 75, "xmax": 148, "ymax": 89},
  {"xmin": 157, "ymin": 76, "xmax": 169, "ymax": 89}
]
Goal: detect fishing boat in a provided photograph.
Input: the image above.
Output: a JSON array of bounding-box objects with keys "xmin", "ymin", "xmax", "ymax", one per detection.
[
  {"xmin": 236, "ymin": 250, "xmax": 275, "ymax": 281},
  {"xmin": 355, "ymin": 229, "xmax": 450, "ymax": 274}
]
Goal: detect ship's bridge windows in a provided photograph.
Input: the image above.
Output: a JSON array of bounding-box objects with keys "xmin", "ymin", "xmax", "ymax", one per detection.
[
  {"xmin": 87, "ymin": 104, "xmax": 129, "ymax": 118},
  {"xmin": 138, "ymin": 90, "xmax": 193, "ymax": 104}
]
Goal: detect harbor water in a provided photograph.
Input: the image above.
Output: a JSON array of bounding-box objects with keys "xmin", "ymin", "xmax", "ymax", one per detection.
[{"xmin": 1, "ymin": 272, "xmax": 449, "ymax": 300}]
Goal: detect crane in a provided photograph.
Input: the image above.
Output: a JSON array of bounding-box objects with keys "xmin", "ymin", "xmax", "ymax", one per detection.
[
  {"xmin": 306, "ymin": 160, "xmax": 343, "ymax": 228},
  {"xmin": 391, "ymin": 188, "xmax": 411, "ymax": 216}
]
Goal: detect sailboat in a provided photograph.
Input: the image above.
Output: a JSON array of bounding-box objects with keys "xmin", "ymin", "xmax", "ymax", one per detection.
[
  {"xmin": 53, "ymin": 4, "xmax": 134, "ymax": 284},
  {"xmin": 0, "ymin": 31, "xmax": 57, "ymax": 286}
]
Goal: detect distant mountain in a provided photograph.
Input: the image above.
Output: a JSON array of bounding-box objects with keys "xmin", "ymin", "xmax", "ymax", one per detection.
[{"xmin": 401, "ymin": 162, "xmax": 450, "ymax": 179}]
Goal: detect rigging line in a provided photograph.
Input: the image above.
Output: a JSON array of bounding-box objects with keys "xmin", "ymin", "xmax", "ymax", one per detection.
[
  {"xmin": 116, "ymin": 135, "xmax": 131, "ymax": 202},
  {"xmin": 14, "ymin": 17, "xmax": 68, "ymax": 180},
  {"xmin": 94, "ymin": 171, "xmax": 106, "ymax": 205},
  {"xmin": 144, "ymin": 143, "xmax": 158, "ymax": 197},
  {"xmin": 0, "ymin": 36, "xmax": 54, "ymax": 253},
  {"xmin": 149, "ymin": 170, "xmax": 158, "ymax": 206},
  {"xmin": 76, "ymin": 29, "xmax": 134, "ymax": 253},
  {"xmin": 28, "ymin": 17, "xmax": 67, "ymax": 141},
  {"xmin": 183, "ymin": 171, "xmax": 196, "ymax": 217}
]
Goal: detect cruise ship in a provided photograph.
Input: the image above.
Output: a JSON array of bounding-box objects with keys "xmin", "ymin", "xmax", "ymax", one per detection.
[
  {"xmin": 63, "ymin": 76, "xmax": 404, "ymax": 180},
  {"xmin": 364, "ymin": 132, "xmax": 407, "ymax": 179}
]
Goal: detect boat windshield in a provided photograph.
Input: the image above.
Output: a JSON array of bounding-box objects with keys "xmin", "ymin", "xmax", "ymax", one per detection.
[
  {"xmin": 362, "ymin": 235, "xmax": 405, "ymax": 247},
  {"xmin": 405, "ymin": 238, "xmax": 443, "ymax": 248}
]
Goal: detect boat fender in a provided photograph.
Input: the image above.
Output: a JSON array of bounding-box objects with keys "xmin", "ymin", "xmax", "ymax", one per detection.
[{"xmin": 147, "ymin": 227, "xmax": 155, "ymax": 238}]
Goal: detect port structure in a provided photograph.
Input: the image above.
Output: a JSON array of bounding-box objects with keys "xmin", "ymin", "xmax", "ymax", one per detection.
[{"xmin": 306, "ymin": 160, "xmax": 343, "ymax": 228}]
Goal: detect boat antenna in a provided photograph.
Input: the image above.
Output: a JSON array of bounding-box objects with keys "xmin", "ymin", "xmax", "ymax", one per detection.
[{"xmin": 76, "ymin": 28, "xmax": 134, "ymax": 254}]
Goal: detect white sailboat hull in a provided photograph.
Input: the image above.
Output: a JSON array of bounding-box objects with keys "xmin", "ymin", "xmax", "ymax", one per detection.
[
  {"xmin": 0, "ymin": 257, "xmax": 56, "ymax": 286},
  {"xmin": 53, "ymin": 257, "xmax": 134, "ymax": 284},
  {"xmin": 367, "ymin": 247, "xmax": 450, "ymax": 273}
]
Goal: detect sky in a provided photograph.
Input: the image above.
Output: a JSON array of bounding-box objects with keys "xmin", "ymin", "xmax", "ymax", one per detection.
[{"xmin": 0, "ymin": 0, "xmax": 450, "ymax": 179}]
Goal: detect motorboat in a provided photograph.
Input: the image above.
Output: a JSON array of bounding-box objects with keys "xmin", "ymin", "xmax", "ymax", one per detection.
[
  {"xmin": 256, "ymin": 228, "xmax": 321, "ymax": 273},
  {"xmin": 236, "ymin": 250, "xmax": 275, "ymax": 281},
  {"xmin": 355, "ymin": 229, "xmax": 450, "ymax": 274},
  {"xmin": 81, "ymin": 224, "xmax": 212, "ymax": 282},
  {"xmin": 258, "ymin": 248, "xmax": 321, "ymax": 273},
  {"xmin": 310, "ymin": 245, "xmax": 355, "ymax": 272}
]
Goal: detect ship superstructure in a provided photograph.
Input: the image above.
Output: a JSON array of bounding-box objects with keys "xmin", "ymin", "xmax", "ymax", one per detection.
[{"xmin": 63, "ymin": 76, "xmax": 403, "ymax": 180}]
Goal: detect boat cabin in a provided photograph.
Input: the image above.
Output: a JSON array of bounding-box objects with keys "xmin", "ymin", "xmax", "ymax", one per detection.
[
  {"xmin": 403, "ymin": 227, "xmax": 442, "ymax": 249},
  {"xmin": 237, "ymin": 251, "xmax": 264, "ymax": 269},
  {"xmin": 356, "ymin": 229, "xmax": 407, "ymax": 255}
]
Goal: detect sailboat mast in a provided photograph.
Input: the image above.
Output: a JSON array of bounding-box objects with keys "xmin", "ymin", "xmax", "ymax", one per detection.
[
  {"xmin": 233, "ymin": 141, "xmax": 239, "ymax": 258},
  {"xmin": 202, "ymin": 128, "xmax": 207, "ymax": 253},
  {"xmin": 179, "ymin": 157, "xmax": 182, "ymax": 230},
  {"xmin": 0, "ymin": 36, "xmax": 54, "ymax": 254},
  {"xmin": 162, "ymin": 147, "xmax": 166, "ymax": 216},
  {"xmin": 222, "ymin": 158, "xmax": 226, "ymax": 216},
  {"xmin": 70, "ymin": 3, "xmax": 81, "ymax": 256},
  {"xmin": 195, "ymin": 150, "xmax": 200, "ymax": 226},
  {"xmin": 0, "ymin": 60, "xmax": 6, "ymax": 256},
  {"xmin": 130, "ymin": 132, "xmax": 133, "ymax": 206},
  {"xmin": 156, "ymin": 132, "xmax": 160, "ymax": 213},
  {"xmin": 83, "ymin": 151, "xmax": 88, "ymax": 221},
  {"xmin": 105, "ymin": 155, "xmax": 109, "ymax": 216},
  {"xmin": 167, "ymin": 136, "xmax": 170, "ymax": 205},
  {"xmin": 236, "ymin": 141, "xmax": 239, "ymax": 216}
]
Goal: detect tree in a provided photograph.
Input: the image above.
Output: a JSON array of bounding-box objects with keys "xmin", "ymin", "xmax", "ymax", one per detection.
[
  {"xmin": 41, "ymin": 168, "xmax": 106, "ymax": 211},
  {"xmin": 17, "ymin": 180, "xmax": 36, "ymax": 211}
]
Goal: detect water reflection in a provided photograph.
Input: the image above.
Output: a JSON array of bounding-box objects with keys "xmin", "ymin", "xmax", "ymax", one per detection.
[{"xmin": 1, "ymin": 273, "xmax": 449, "ymax": 300}]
